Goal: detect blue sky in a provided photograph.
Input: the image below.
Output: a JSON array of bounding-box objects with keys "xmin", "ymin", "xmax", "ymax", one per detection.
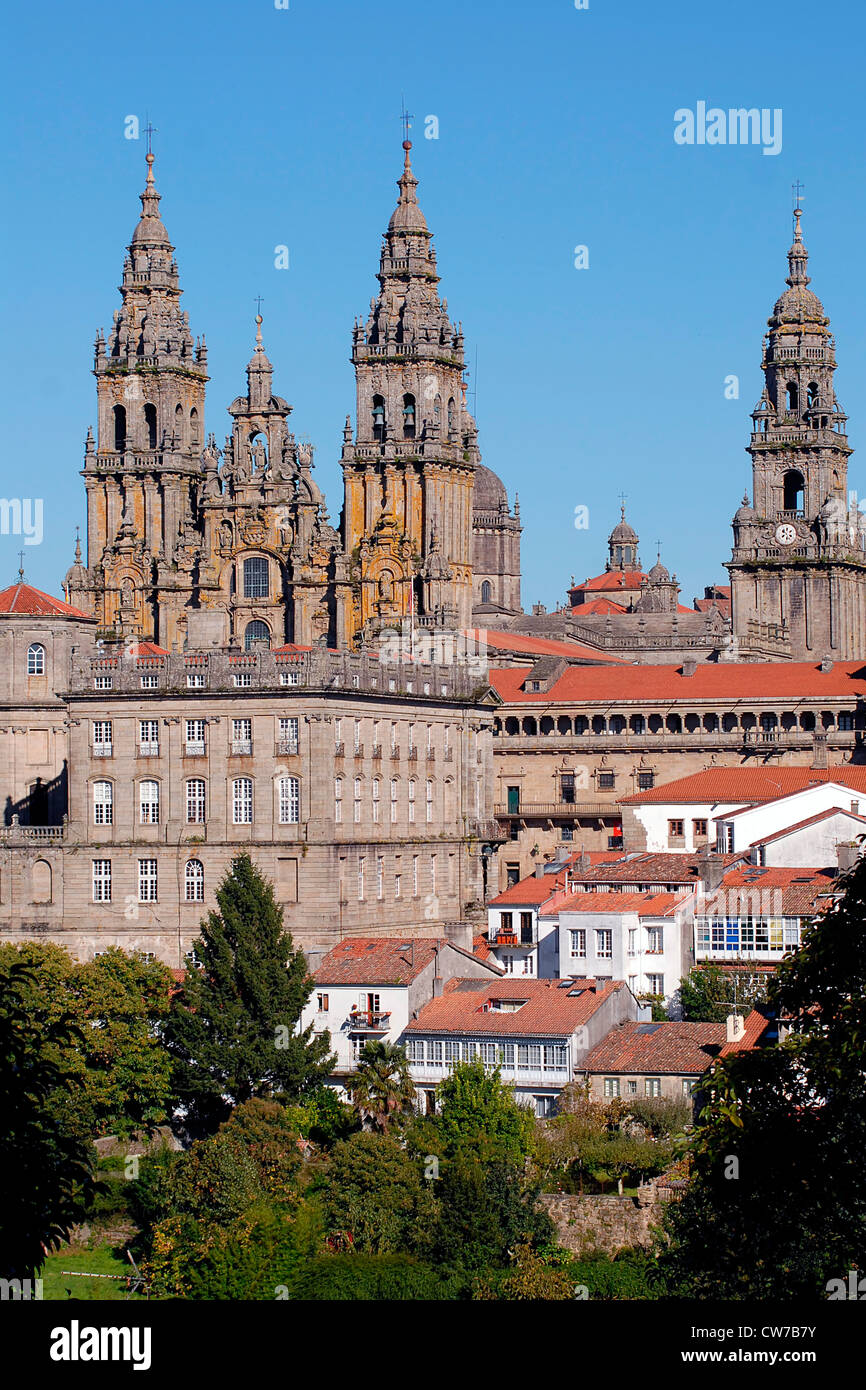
[{"xmin": 2, "ymin": 0, "xmax": 865, "ymax": 610}]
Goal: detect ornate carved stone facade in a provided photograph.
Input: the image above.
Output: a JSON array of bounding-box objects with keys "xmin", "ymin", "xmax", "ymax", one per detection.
[{"xmin": 65, "ymin": 143, "xmax": 519, "ymax": 651}]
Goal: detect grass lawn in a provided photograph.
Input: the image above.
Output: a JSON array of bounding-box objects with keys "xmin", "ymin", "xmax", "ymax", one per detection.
[{"xmin": 40, "ymin": 1242, "xmax": 146, "ymax": 1301}]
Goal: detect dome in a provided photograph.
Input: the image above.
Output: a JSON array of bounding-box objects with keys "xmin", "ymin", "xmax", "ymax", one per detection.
[
  {"xmin": 473, "ymin": 464, "xmax": 508, "ymax": 512},
  {"xmin": 648, "ymin": 560, "xmax": 670, "ymax": 583},
  {"xmin": 735, "ymin": 494, "xmax": 757, "ymax": 523},
  {"xmin": 387, "ymin": 143, "xmax": 429, "ymax": 234},
  {"xmin": 769, "ymin": 285, "xmax": 826, "ymax": 328},
  {"xmin": 609, "ymin": 518, "xmax": 638, "ymax": 544}
]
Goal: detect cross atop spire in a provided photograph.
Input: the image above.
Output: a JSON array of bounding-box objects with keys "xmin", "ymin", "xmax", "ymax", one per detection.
[
  {"xmin": 17, "ymin": 550, "xmax": 25, "ymax": 582},
  {"xmin": 144, "ymin": 120, "xmax": 158, "ymax": 156},
  {"xmin": 400, "ymin": 98, "xmax": 413, "ymax": 145}
]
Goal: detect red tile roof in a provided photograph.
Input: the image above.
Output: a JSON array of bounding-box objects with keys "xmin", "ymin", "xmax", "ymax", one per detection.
[
  {"xmin": 405, "ymin": 976, "xmax": 625, "ymax": 1037},
  {"xmin": 577, "ymin": 572, "xmax": 647, "ymax": 593},
  {"xmin": 570, "ymin": 598, "xmax": 629, "ymax": 617},
  {"xmin": 313, "ymin": 936, "xmax": 496, "ymax": 986},
  {"xmin": 488, "ymin": 851, "xmax": 629, "ymax": 907},
  {"xmin": 565, "ymin": 851, "xmax": 744, "ymax": 887},
  {"xmin": 583, "ymin": 1020, "xmax": 726, "ymax": 1075},
  {"xmin": 540, "ymin": 890, "xmax": 685, "ymax": 918},
  {"xmin": 701, "ymin": 865, "xmax": 838, "ymax": 917},
  {"xmin": 621, "ymin": 766, "xmax": 866, "ymax": 806},
  {"xmin": 490, "ymin": 659, "xmax": 866, "ymax": 706},
  {"xmin": 0, "ymin": 581, "xmax": 94, "ymax": 619},
  {"xmin": 466, "ymin": 628, "xmax": 623, "ymax": 664},
  {"xmin": 719, "ymin": 1008, "xmax": 775, "ymax": 1056}
]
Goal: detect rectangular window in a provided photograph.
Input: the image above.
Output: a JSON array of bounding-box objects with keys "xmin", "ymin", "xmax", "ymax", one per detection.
[
  {"xmin": 278, "ymin": 717, "xmax": 299, "ymax": 752},
  {"xmin": 426, "ymin": 779, "xmax": 433, "ymax": 822},
  {"xmin": 280, "ymin": 670, "xmax": 299, "ymax": 686},
  {"xmin": 596, "ymin": 929, "xmax": 613, "ymax": 958},
  {"xmin": 627, "ymin": 1079, "xmax": 637, "ymax": 1095},
  {"xmin": 232, "ymin": 778, "xmax": 253, "ymax": 824},
  {"xmin": 646, "ymin": 927, "xmax": 663, "ymax": 953},
  {"xmin": 645, "ymin": 1078, "xmax": 662, "ymax": 1097},
  {"xmin": 390, "ymin": 779, "xmax": 398, "ymax": 823},
  {"xmin": 335, "ymin": 777, "xmax": 343, "ymax": 824},
  {"xmin": 186, "ymin": 672, "xmax": 205, "ymax": 689},
  {"xmin": 372, "ymin": 779, "xmax": 380, "ymax": 823},
  {"xmin": 317, "ymin": 993, "xmax": 329, "ymax": 1012},
  {"xmin": 93, "ymin": 781, "xmax": 113, "ymax": 825},
  {"xmin": 377, "ymin": 857, "xmax": 384, "ymax": 900},
  {"xmin": 232, "ymin": 718, "xmax": 252, "ymax": 754},
  {"xmin": 395, "ymin": 873, "xmax": 401, "ymax": 899},
  {"xmin": 139, "ymin": 719, "xmax": 159, "ymax": 755},
  {"xmin": 627, "ymin": 927, "xmax": 638, "ymax": 956},
  {"xmin": 569, "ymin": 928, "xmax": 586, "ymax": 957},
  {"xmin": 408, "ymin": 780, "xmax": 415, "ymax": 823},
  {"xmin": 94, "ymin": 674, "xmax": 112, "ymax": 690},
  {"xmin": 604, "ymin": 1077, "xmax": 620, "ymax": 1098},
  {"xmin": 647, "ymin": 973, "xmax": 665, "ymax": 995},
  {"xmin": 92, "ymin": 859, "xmax": 111, "ymax": 902},
  {"xmin": 358, "ymin": 857, "xmax": 365, "ymax": 901},
  {"xmin": 668, "ymin": 819, "xmax": 684, "ymax": 838},
  {"xmin": 693, "ymin": 818, "xmax": 708, "ymax": 838},
  {"xmin": 243, "ymin": 556, "xmax": 269, "ymax": 598},
  {"xmin": 682, "ymin": 1079, "xmax": 695, "ymax": 1096},
  {"xmin": 92, "ymin": 720, "xmax": 112, "ymax": 756},
  {"xmin": 413, "ymin": 856, "xmax": 419, "ymax": 897},
  {"xmin": 354, "ymin": 719, "xmax": 362, "ymax": 752},
  {"xmin": 278, "ymin": 776, "xmax": 299, "ymax": 825},
  {"xmin": 430, "ymin": 854, "xmax": 437, "ymax": 897},
  {"xmin": 520, "ymin": 912, "xmax": 533, "ymax": 945},
  {"xmin": 637, "ymin": 771, "xmax": 654, "ymax": 790},
  {"xmin": 185, "ymin": 719, "xmax": 206, "ymax": 755},
  {"xmin": 139, "ymin": 780, "xmax": 160, "ymax": 825},
  {"xmin": 138, "ymin": 858, "xmax": 158, "ymax": 903},
  {"xmin": 140, "ymin": 673, "xmax": 159, "ymax": 689},
  {"xmin": 561, "ymin": 773, "xmax": 575, "ymax": 804},
  {"xmin": 233, "ymin": 672, "xmax": 252, "ymax": 688},
  {"xmin": 598, "ymin": 771, "xmax": 615, "ymax": 790}
]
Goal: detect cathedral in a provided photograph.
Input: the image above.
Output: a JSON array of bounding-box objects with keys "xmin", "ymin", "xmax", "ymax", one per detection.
[{"xmin": 65, "ymin": 142, "xmax": 522, "ymax": 650}]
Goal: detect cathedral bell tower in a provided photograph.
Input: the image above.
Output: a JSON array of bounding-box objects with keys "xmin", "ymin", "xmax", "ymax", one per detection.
[
  {"xmin": 727, "ymin": 205, "xmax": 866, "ymax": 660},
  {"xmin": 340, "ymin": 139, "xmax": 477, "ymax": 643},
  {"xmin": 67, "ymin": 150, "xmax": 208, "ymax": 642}
]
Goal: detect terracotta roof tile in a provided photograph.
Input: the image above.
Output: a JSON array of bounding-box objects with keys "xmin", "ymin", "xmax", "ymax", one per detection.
[
  {"xmin": 0, "ymin": 581, "xmax": 94, "ymax": 619},
  {"xmin": 405, "ymin": 977, "xmax": 625, "ymax": 1037},
  {"xmin": 701, "ymin": 866, "xmax": 838, "ymax": 917},
  {"xmin": 314, "ymin": 936, "xmax": 492, "ymax": 986},
  {"xmin": 719, "ymin": 1008, "xmax": 775, "ymax": 1056},
  {"xmin": 541, "ymin": 890, "xmax": 685, "ymax": 918},
  {"xmin": 491, "ymin": 659, "xmax": 866, "ymax": 707},
  {"xmin": 565, "ymin": 851, "xmax": 744, "ymax": 887},
  {"xmin": 621, "ymin": 766, "xmax": 866, "ymax": 806},
  {"xmin": 583, "ymin": 1020, "xmax": 726, "ymax": 1074},
  {"xmin": 467, "ymin": 628, "xmax": 623, "ymax": 664}
]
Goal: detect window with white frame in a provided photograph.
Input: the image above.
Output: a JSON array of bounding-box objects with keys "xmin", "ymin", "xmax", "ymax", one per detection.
[
  {"xmin": 139, "ymin": 719, "xmax": 159, "ymax": 754},
  {"xmin": 138, "ymin": 858, "xmax": 158, "ymax": 902},
  {"xmin": 185, "ymin": 858, "xmax": 204, "ymax": 902},
  {"xmin": 645, "ymin": 1077, "xmax": 661, "ymax": 1097},
  {"xmin": 430, "ymin": 854, "xmax": 437, "ymax": 896},
  {"xmin": 408, "ymin": 779, "xmax": 415, "ymax": 822},
  {"xmin": 377, "ymin": 856, "xmax": 384, "ymax": 899},
  {"xmin": 334, "ymin": 718, "xmax": 342, "ymax": 748},
  {"xmin": 627, "ymin": 927, "xmax": 638, "ymax": 956},
  {"xmin": 186, "ymin": 778, "xmax": 206, "ymax": 824},
  {"xmin": 232, "ymin": 718, "xmax": 252, "ymax": 753},
  {"xmin": 94, "ymin": 674, "xmax": 113, "ymax": 690},
  {"xmin": 425, "ymin": 778, "xmax": 433, "ymax": 822},
  {"xmin": 278, "ymin": 717, "xmax": 299, "ymax": 752},
  {"xmin": 335, "ymin": 776, "xmax": 343, "ymax": 824},
  {"xmin": 185, "ymin": 719, "xmax": 206, "ymax": 754},
  {"xmin": 93, "ymin": 780, "xmax": 113, "ymax": 825},
  {"xmin": 187, "ymin": 672, "xmax": 205, "ymax": 689},
  {"xmin": 139, "ymin": 780, "xmax": 160, "ymax": 825},
  {"xmin": 408, "ymin": 723, "xmax": 415, "ymax": 755},
  {"xmin": 646, "ymin": 926, "xmax": 664, "ymax": 953},
  {"xmin": 357, "ymin": 857, "xmax": 365, "ymax": 901},
  {"xmin": 354, "ymin": 719, "xmax": 361, "ymax": 752},
  {"xmin": 280, "ymin": 669, "xmax": 299, "ymax": 686},
  {"xmin": 413, "ymin": 855, "xmax": 419, "ymax": 897},
  {"xmin": 390, "ymin": 778, "xmax": 398, "ymax": 822},
  {"xmin": 92, "ymin": 859, "xmax": 111, "ymax": 902},
  {"xmin": 682, "ymin": 1079, "xmax": 695, "ymax": 1096},
  {"xmin": 569, "ymin": 929, "xmax": 586, "ymax": 958},
  {"xmin": 426, "ymin": 724, "xmax": 433, "ymax": 755},
  {"xmin": 646, "ymin": 973, "xmax": 664, "ymax": 995},
  {"xmin": 140, "ymin": 673, "xmax": 159, "ymax": 689},
  {"xmin": 395, "ymin": 873, "xmax": 401, "ymax": 899},
  {"xmin": 604, "ymin": 1077, "xmax": 620, "ymax": 1098},
  {"xmin": 596, "ymin": 929, "xmax": 613, "ymax": 958},
  {"xmin": 278, "ymin": 776, "xmax": 299, "ymax": 825},
  {"xmin": 353, "ymin": 776, "xmax": 361, "ymax": 823},
  {"xmin": 232, "ymin": 777, "xmax": 253, "ymax": 824},
  {"xmin": 372, "ymin": 778, "xmax": 380, "ymax": 823},
  {"xmin": 390, "ymin": 723, "xmax": 398, "ymax": 754},
  {"xmin": 27, "ymin": 643, "xmax": 45, "ymax": 676},
  {"xmin": 92, "ymin": 720, "xmax": 112, "ymax": 756},
  {"xmin": 233, "ymin": 671, "xmax": 252, "ymax": 688}
]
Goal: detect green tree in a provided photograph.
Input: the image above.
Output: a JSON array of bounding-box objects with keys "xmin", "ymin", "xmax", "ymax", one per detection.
[
  {"xmin": 345, "ymin": 1040, "xmax": 416, "ymax": 1133},
  {"xmin": 434, "ymin": 1059, "xmax": 536, "ymax": 1166},
  {"xmin": 317, "ymin": 1132, "xmax": 435, "ymax": 1255},
  {"xmin": 164, "ymin": 855, "xmax": 334, "ymax": 1130},
  {"xmin": 678, "ymin": 963, "xmax": 767, "ymax": 1023},
  {"xmin": 432, "ymin": 1155, "xmax": 553, "ymax": 1273},
  {"xmin": 658, "ymin": 859, "xmax": 866, "ymax": 1298},
  {"xmin": 0, "ymin": 960, "xmax": 95, "ymax": 1278}
]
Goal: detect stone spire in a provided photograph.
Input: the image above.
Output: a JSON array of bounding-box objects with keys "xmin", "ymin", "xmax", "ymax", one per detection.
[{"xmin": 246, "ymin": 312, "xmax": 275, "ymax": 412}]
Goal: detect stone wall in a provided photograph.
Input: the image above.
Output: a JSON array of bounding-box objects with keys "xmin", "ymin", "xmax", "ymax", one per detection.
[{"xmin": 539, "ymin": 1182, "xmax": 672, "ymax": 1255}]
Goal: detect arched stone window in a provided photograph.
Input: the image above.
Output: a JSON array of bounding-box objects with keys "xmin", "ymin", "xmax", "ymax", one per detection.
[
  {"xmin": 783, "ymin": 470, "xmax": 805, "ymax": 513},
  {"xmin": 113, "ymin": 404, "xmax": 126, "ymax": 452},
  {"xmin": 522, "ymin": 717, "xmax": 538, "ymax": 736},
  {"xmin": 93, "ymin": 780, "xmax": 113, "ymax": 825},
  {"xmin": 433, "ymin": 394, "xmax": 441, "ymax": 427},
  {"xmin": 243, "ymin": 556, "xmax": 269, "ymax": 599},
  {"xmin": 278, "ymin": 775, "xmax": 300, "ymax": 824},
  {"xmin": 480, "ymin": 580, "xmax": 492, "ymax": 604},
  {"xmin": 190, "ymin": 407, "xmax": 200, "ymax": 445},
  {"xmin": 27, "ymin": 643, "xmax": 45, "ymax": 676},
  {"xmin": 786, "ymin": 382, "xmax": 799, "ymax": 413},
  {"xmin": 557, "ymin": 716, "xmax": 572, "ymax": 735},
  {"xmin": 402, "ymin": 394, "xmax": 416, "ymax": 440},
  {"xmin": 139, "ymin": 779, "xmax": 160, "ymax": 825},
  {"xmin": 447, "ymin": 398, "xmax": 455, "ymax": 436},
  {"xmin": 244, "ymin": 619, "xmax": 270, "ymax": 650},
  {"xmin": 372, "ymin": 395, "xmax": 385, "ymax": 441},
  {"xmin": 185, "ymin": 859, "xmax": 204, "ymax": 902},
  {"xmin": 32, "ymin": 859, "xmax": 52, "ymax": 904},
  {"xmin": 144, "ymin": 403, "xmax": 158, "ymax": 449}
]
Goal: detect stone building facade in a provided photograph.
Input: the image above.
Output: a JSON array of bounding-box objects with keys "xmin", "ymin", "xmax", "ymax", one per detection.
[
  {"xmin": 488, "ymin": 657, "xmax": 866, "ymax": 890},
  {"xmin": 728, "ymin": 207, "xmax": 866, "ymax": 659},
  {"xmin": 0, "ymin": 641, "xmax": 501, "ymax": 966}
]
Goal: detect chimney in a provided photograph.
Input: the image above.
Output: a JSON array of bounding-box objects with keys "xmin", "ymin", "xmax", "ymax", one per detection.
[
  {"xmin": 836, "ymin": 842, "xmax": 860, "ymax": 875},
  {"xmin": 812, "ymin": 731, "xmax": 829, "ymax": 769},
  {"xmin": 698, "ymin": 843, "xmax": 726, "ymax": 892},
  {"xmin": 534, "ymin": 864, "xmax": 544, "ymax": 878},
  {"xmin": 726, "ymin": 1013, "xmax": 746, "ymax": 1045},
  {"xmin": 681, "ymin": 658, "xmax": 697, "ymax": 677}
]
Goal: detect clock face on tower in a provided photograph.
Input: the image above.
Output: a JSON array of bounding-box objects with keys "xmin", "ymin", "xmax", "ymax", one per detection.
[{"xmin": 775, "ymin": 523, "xmax": 797, "ymax": 546}]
